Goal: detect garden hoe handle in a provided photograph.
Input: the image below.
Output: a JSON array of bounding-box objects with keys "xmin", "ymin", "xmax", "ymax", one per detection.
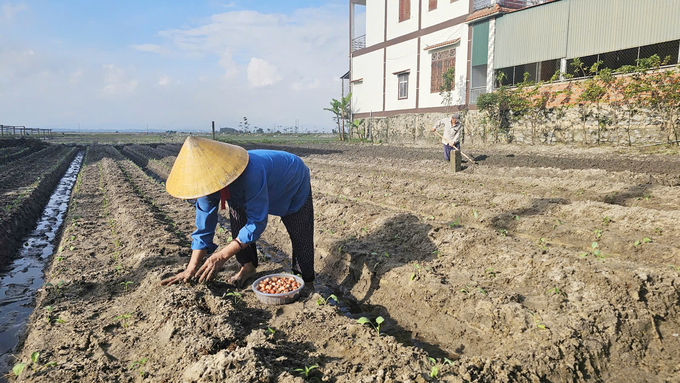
[{"xmin": 431, "ymin": 129, "xmax": 478, "ymax": 164}]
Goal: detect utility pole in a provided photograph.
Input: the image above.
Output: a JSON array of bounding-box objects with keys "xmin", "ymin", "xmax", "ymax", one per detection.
[
  {"xmin": 212, "ymin": 121, "xmax": 215, "ymax": 140},
  {"xmin": 147, "ymin": 124, "xmax": 149, "ymax": 134}
]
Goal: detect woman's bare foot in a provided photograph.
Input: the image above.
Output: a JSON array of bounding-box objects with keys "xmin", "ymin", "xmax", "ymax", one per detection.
[{"xmin": 228, "ymin": 263, "xmax": 257, "ymax": 288}]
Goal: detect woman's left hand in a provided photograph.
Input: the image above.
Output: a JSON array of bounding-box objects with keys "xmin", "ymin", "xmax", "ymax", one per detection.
[{"xmin": 196, "ymin": 254, "xmax": 228, "ymax": 283}]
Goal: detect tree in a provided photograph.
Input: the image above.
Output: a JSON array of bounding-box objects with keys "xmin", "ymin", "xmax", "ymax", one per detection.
[
  {"xmin": 324, "ymin": 93, "xmax": 351, "ymax": 141},
  {"xmin": 439, "ymin": 67, "xmax": 456, "ymax": 114},
  {"xmin": 477, "ymin": 72, "xmax": 524, "ymax": 143}
]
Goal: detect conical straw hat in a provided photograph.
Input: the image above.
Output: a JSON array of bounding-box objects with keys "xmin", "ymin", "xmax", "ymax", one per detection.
[{"xmin": 166, "ymin": 136, "xmax": 249, "ymax": 199}]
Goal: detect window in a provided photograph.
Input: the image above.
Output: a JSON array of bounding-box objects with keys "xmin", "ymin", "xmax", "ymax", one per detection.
[
  {"xmin": 398, "ymin": 73, "xmax": 409, "ymax": 99},
  {"xmin": 430, "ymin": 48, "xmax": 456, "ymax": 93},
  {"xmin": 429, "ymin": 0, "xmax": 437, "ymax": 11},
  {"xmin": 399, "ymin": 0, "xmax": 411, "ymax": 22}
]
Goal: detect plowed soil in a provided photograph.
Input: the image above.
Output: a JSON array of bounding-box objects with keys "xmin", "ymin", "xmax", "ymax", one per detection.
[{"xmin": 9, "ymin": 142, "xmax": 680, "ymax": 382}]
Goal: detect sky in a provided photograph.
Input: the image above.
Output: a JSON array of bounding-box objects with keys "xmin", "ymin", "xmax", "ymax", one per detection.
[{"xmin": 0, "ymin": 1, "xmax": 366, "ymax": 132}]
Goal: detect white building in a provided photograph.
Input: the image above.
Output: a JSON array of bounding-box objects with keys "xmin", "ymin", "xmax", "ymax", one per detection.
[{"xmin": 349, "ymin": 0, "xmax": 474, "ymax": 120}]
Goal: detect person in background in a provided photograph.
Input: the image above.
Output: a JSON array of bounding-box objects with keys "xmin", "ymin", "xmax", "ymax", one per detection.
[
  {"xmin": 432, "ymin": 113, "xmax": 462, "ymax": 161},
  {"xmin": 160, "ymin": 137, "xmax": 315, "ymax": 289}
]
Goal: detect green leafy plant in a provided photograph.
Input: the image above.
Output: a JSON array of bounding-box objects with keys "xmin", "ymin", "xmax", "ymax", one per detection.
[
  {"xmin": 115, "ymin": 313, "xmax": 133, "ymax": 328},
  {"xmin": 357, "ymin": 316, "xmax": 384, "ymax": 336},
  {"xmin": 13, "ymin": 352, "xmax": 57, "ymax": 376},
  {"xmin": 294, "ymin": 365, "xmax": 319, "ymax": 378},
  {"xmin": 460, "ymin": 285, "xmax": 471, "ymax": 294},
  {"xmin": 448, "ymin": 218, "xmax": 462, "ymax": 228},
  {"xmin": 225, "ymin": 292, "xmax": 243, "ymax": 304},
  {"xmin": 634, "ymin": 237, "xmax": 652, "ymax": 247},
  {"xmin": 267, "ymin": 327, "xmax": 276, "ymax": 335},
  {"xmin": 593, "ymin": 229, "xmax": 603, "ymax": 239},
  {"xmin": 410, "ymin": 264, "xmax": 421, "ymax": 281},
  {"xmin": 316, "ymin": 294, "xmax": 338, "ymax": 306},
  {"xmin": 529, "ymin": 311, "xmax": 546, "ymax": 329},
  {"xmin": 129, "ymin": 357, "xmax": 148, "ymax": 377},
  {"xmin": 498, "ymin": 229, "xmax": 508, "ymax": 237},
  {"xmin": 546, "ymin": 287, "xmax": 566, "ymax": 297},
  {"xmin": 537, "ymin": 238, "xmax": 548, "ymax": 250},
  {"xmin": 602, "ymin": 216, "xmax": 612, "ymax": 226},
  {"xmin": 120, "ymin": 281, "xmax": 133, "ymax": 292},
  {"xmin": 485, "ymin": 268, "xmax": 497, "ymax": 278},
  {"xmin": 472, "ymin": 209, "xmax": 480, "ymax": 219}
]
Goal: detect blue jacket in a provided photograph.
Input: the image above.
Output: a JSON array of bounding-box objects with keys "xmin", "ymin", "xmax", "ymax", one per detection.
[{"xmin": 191, "ymin": 150, "xmax": 311, "ymax": 253}]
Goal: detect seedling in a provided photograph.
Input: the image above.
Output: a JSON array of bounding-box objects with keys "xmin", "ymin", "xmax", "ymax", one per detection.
[
  {"xmin": 69, "ymin": 246, "xmax": 75, "ymax": 251},
  {"xmin": 120, "ymin": 281, "xmax": 133, "ymax": 292},
  {"xmin": 410, "ymin": 264, "xmax": 421, "ymax": 281},
  {"xmin": 293, "ymin": 365, "xmax": 319, "ymax": 378},
  {"xmin": 546, "ymin": 287, "xmax": 566, "ymax": 297},
  {"xmin": 529, "ymin": 312, "xmax": 546, "ymax": 329},
  {"xmin": 448, "ymin": 218, "xmax": 461, "ymax": 228},
  {"xmin": 460, "ymin": 285, "xmax": 471, "ymax": 294},
  {"xmin": 669, "ymin": 265, "xmax": 680, "ymax": 274},
  {"xmin": 634, "ymin": 237, "xmax": 652, "ymax": 247},
  {"xmin": 472, "ymin": 209, "xmax": 480, "ymax": 219},
  {"xmin": 55, "ymin": 256, "xmax": 64, "ymax": 262},
  {"xmin": 602, "ymin": 216, "xmax": 612, "ymax": 226},
  {"xmin": 225, "ymin": 292, "xmax": 243, "ymax": 304},
  {"xmin": 267, "ymin": 327, "xmax": 276, "ymax": 335},
  {"xmin": 44, "ymin": 306, "xmax": 54, "ymax": 324},
  {"xmin": 316, "ymin": 294, "xmax": 338, "ymax": 306},
  {"xmin": 485, "ymin": 268, "xmax": 497, "ymax": 278},
  {"xmin": 13, "ymin": 352, "xmax": 57, "ymax": 376},
  {"xmin": 477, "ymin": 287, "xmax": 487, "ymax": 295},
  {"xmin": 115, "ymin": 313, "xmax": 133, "ymax": 328},
  {"xmin": 498, "ymin": 229, "xmax": 508, "ymax": 237},
  {"xmin": 552, "ymin": 220, "xmax": 563, "ymax": 229},
  {"xmin": 514, "ymin": 215, "xmax": 520, "ymax": 221},
  {"xmin": 593, "ymin": 229, "xmax": 603, "ymax": 239},
  {"xmin": 357, "ymin": 316, "xmax": 384, "ymax": 336},
  {"xmin": 537, "ymin": 238, "xmax": 548, "ymax": 250},
  {"xmin": 129, "ymin": 358, "xmax": 148, "ymax": 377}
]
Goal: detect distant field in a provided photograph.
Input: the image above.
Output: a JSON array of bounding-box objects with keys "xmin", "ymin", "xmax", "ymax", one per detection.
[{"xmin": 49, "ymin": 132, "xmax": 337, "ymax": 145}]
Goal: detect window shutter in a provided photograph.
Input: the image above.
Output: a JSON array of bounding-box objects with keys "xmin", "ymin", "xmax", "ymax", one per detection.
[
  {"xmin": 404, "ymin": 0, "xmax": 411, "ymax": 20},
  {"xmin": 429, "ymin": 0, "xmax": 437, "ymax": 11},
  {"xmin": 399, "ymin": 0, "xmax": 405, "ymax": 22}
]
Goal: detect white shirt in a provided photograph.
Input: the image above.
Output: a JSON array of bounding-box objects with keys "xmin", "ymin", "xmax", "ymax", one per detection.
[{"xmin": 434, "ymin": 118, "xmax": 462, "ymax": 145}]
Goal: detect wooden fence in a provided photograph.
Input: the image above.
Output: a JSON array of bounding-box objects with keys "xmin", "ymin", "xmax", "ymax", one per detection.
[{"xmin": 0, "ymin": 125, "xmax": 53, "ymax": 140}]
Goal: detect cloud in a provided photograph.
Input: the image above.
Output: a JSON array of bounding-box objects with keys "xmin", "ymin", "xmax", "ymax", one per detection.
[
  {"xmin": 1, "ymin": 2, "xmax": 27, "ymax": 20},
  {"xmin": 101, "ymin": 64, "xmax": 138, "ymax": 95},
  {"xmin": 158, "ymin": 75, "xmax": 170, "ymax": 86},
  {"xmin": 223, "ymin": 2, "xmax": 237, "ymax": 8},
  {"xmin": 131, "ymin": 44, "xmax": 169, "ymax": 55},
  {"xmin": 218, "ymin": 50, "xmax": 238, "ymax": 78},
  {"xmin": 69, "ymin": 69, "xmax": 83, "ymax": 84},
  {"xmin": 2, "ymin": 4, "xmax": 350, "ymax": 131},
  {"xmin": 247, "ymin": 58, "xmax": 279, "ymax": 87}
]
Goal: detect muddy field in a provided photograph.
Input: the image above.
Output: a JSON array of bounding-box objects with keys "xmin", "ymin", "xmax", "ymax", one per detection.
[{"xmin": 4, "ymin": 140, "xmax": 680, "ymax": 382}]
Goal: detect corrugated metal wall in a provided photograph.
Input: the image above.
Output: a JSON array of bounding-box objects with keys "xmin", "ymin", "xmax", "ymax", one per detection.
[
  {"xmin": 567, "ymin": 0, "xmax": 680, "ymax": 58},
  {"xmin": 494, "ymin": 0, "xmax": 680, "ymax": 68},
  {"xmin": 495, "ymin": 0, "xmax": 570, "ymax": 68}
]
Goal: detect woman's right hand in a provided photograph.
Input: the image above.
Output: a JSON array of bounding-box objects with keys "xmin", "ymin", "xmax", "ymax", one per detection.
[{"xmin": 160, "ymin": 267, "xmax": 197, "ymax": 286}]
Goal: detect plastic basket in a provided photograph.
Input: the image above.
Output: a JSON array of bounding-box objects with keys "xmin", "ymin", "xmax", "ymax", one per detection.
[{"xmin": 251, "ymin": 273, "xmax": 305, "ymax": 305}]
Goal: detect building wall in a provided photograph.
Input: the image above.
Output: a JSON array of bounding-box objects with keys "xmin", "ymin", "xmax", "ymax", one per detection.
[
  {"xmin": 421, "ymin": 0, "xmax": 469, "ymax": 29},
  {"xmin": 419, "ymin": 26, "xmax": 469, "ymax": 108},
  {"xmin": 387, "ymin": 0, "xmax": 420, "ymax": 40},
  {"xmin": 385, "ymin": 40, "xmax": 419, "ymax": 111},
  {"xmin": 365, "ymin": 0, "xmax": 386, "ymax": 47},
  {"xmin": 351, "ymin": 49, "xmax": 384, "ymax": 114}
]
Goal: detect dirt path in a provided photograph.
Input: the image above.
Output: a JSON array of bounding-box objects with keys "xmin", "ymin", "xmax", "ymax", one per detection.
[{"xmin": 10, "ymin": 142, "xmax": 680, "ymax": 382}]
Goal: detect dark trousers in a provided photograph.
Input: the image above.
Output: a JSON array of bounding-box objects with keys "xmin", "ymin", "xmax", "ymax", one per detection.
[
  {"xmin": 229, "ymin": 193, "xmax": 315, "ymax": 282},
  {"xmin": 443, "ymin": 142, "xmax": 460, "ymax": 161}
]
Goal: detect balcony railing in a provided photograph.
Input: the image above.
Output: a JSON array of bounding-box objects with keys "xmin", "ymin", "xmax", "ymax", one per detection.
[
  {"xmin": 473, "ymin": 0, "xmax": 527, "ymax": 12},
  {"xmin": 351, "ymin": 35, "xmax": 366, "ymax": 52}
]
